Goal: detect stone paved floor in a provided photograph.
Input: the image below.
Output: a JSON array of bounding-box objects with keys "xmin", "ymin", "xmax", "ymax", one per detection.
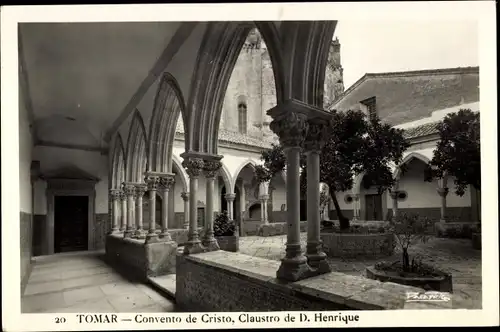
[
  {"xmin": 239, "ymin": 233, "xmax": 482, "ymax": 309},
  {"xmin": 22, "ymin": 251, "xmax": 175, "ymax": 313}
]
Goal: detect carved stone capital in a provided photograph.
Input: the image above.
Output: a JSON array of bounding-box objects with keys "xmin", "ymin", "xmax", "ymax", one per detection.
[
  {"xmin": 224, "ymin": 193, "xmax": 236, "ymax": 202},
  {"xmin": 109, "ymin": 189, "xmax": 122, "ymax": 201},
  {"xmin": 159, "ymin": 175, "xmax": 175, "ymax": 192},
  {"xmin": 119, "ymin": 191, "xmax": 127, "ymax": 202},
  {"xmin": 134, "ymin": 183, "xmax": 148, "ymax": 198},
  {"xmin": 182, "ymin": 158, "xmax": 204, "ymax": 178},
  {"xmin": 269, "ymin": 111, "xmax": 309, "ymax": 148},
  {"xmin": 304, "ymin": 119, "xmax": 329, "ymax": 152},
  {"xmin": 122, "ymin": 183, "xmax": 136, "ymax": 197},
  {"xmin": 145, "ymin": 175, "xmax": 161, "ymax": 191},
  {"xmin": 181, "ymin": 191, "xmax": 189, "ymax": 201},
  {"xmin": 437, "ymin": 187, "xmax": 449, "ymax": 197},
  {"xmin": 203, "ymin": 160, "xmax": 222, "ymax": 179}
]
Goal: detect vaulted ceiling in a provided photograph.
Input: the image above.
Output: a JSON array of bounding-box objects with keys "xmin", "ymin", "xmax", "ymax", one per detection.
[{"xmin": 19, "ymin": 22, "xmax": 194, "ymax": 150}]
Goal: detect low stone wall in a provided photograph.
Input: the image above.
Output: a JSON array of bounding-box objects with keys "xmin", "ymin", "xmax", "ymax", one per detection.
[
  {"xmin": 176, "ymin": 251, "xmax": 446, "ymax": 311},
  {"xmin": 258, "ymin": 221, "xmax": 308, "ymax": 237},
  {"xmin": 435, "ymin": 221, "xmax": 480, "ymax": 239},
  {"xmin": 321, "ymin": 232, "xmax": 395, "ymax": 258},
  {"xmin": 242, "ymin": 219, "xmax": 264, "ymax": 236},
  {"xmin": 216, "ymin": 235, "xmax": 239, "ymax": 252},
  {"xmin": 169, "ymin": 228, "xmax": 205, "ymax": 246},
  {"xmin": 105, "ymin": 234, "xmax": 177, "ymax": 281}
]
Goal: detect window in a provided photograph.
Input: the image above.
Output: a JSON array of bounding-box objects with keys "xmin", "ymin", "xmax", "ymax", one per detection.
[
  {"xmin": 360, "ymin": 96, "xmax": 377, "ymax": 119},
  {"xmin": 238, "ymin": 102, "xmax": 247, "ymax": 134}
]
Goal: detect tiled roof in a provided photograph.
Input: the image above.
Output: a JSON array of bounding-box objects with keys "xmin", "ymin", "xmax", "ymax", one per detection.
[
  {"xmin": 331, "ymin": 66, "xmax": 479, "ymax": 127},
  {"xmin": 175, "ymin": 117, "xmax": 277, "ymax": 149},
  {"xmin": 402, "ymin": 122, "xmax": 439, "ymax": 139}
]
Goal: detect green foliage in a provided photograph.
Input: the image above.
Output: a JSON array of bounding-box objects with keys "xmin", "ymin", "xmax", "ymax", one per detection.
[
  {"xmin": 258, "ymin": 110, "xmax": 410, "ymax": 229},
  {"xmin": 387, "ymin": 213, "xmax": 434, "ymax": 272},
  {"xmin": 425, "ymin": 109, "xmax": 480, "ymax": 196},
  {"xmin": 213, "ymin": 211, "xmax": 235, "ymax": 237}
]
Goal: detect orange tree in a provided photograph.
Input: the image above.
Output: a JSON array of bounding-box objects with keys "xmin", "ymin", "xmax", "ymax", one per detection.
[{"xmin": 255, "ymin": 110, "xmax": 409, "ymax": 230}]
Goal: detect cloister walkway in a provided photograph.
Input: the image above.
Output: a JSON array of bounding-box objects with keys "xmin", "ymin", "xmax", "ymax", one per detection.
[{"xmin": 22, "ymin": 251, "xmax": 175, "ymax": 313}]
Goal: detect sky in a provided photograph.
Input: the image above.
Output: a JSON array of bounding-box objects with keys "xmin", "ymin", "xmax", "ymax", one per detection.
[{"xmin": 334, "ymin": 20, "xmax": 479, "ymax": 89}]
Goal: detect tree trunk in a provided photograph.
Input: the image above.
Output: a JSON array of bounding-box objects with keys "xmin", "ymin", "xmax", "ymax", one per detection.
[
  {"xmin": 402, "ymin": 248, "xmax": 410, "ymax": 272},
  {"xmin": 331, "ymin": 192, "xmax": 350, "ymax": 230}
]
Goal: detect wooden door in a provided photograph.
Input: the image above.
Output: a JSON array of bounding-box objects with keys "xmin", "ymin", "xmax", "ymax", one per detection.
[{"xmin": 54, "ymin": 196, "xmax": 88, "ymax": 253}]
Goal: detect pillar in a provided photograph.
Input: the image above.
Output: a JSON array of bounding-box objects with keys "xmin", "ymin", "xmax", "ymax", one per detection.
[
  {"xmin": 181, "ymin": 192, "xmax": 190, "ymax": 229},
  {"xmin": 225, "ymin": 193, "xmax": 236, "ymax": 220},
  {"xmin": 438, "ymin": 174, "xmax": 449, "ymax": 222},
  {"xmin": 260, "ymin": 195, "xmax": 269, "ymax": 224},
  {"xmin": 304, "ymin": 119, "xmax": 330, "ymax": 274},
  {"xmin": 182, "ymin": 157, "xmax": 205, "ymax": 254},
  {"xmin": 119, "ymin": 190, "xmax": 127, "ymax": 232},
  {"xmin": 352, "ymin": 194, "xmax": 360, "ymax": 221},
  {"xmin": 202, "ymin": 160, "xmax": 222, "ymax": 251},
  {"xmin": 109, "ymin": 189, "xmax": 121, "ymax": 233},
  {"xmin": 159, "ymin": 175, "xmax": 175, "ymax": 241},
  {"xmin": 437, "ymin": 187, "xmax": 449, "ymax": 222},
  {"xmin": 123, "ymin": 183, "xmax": 136, "ymax": 238},
  {"xmin": 134, "ymin": 184, "xmax": 147, "ymax": 239},
  {"xmin": 269, "ymin": 110, "xmax": 310, "ymax": 281},
  {"xmin": 145, "ymin": 175, "xmax": 160, "ymax": 243},
  {"xmin": 390, "ymin": 190, "xmax": 399, "ymax": 221}
]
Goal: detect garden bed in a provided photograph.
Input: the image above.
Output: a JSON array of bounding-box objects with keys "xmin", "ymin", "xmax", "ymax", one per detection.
[
  {"xmin": 366, "ymin": 261, "xmax": 453, "ymax": 293},
  {"xmin": 320, "ymin": 232, "xmax": 395, "ymax": 258}
]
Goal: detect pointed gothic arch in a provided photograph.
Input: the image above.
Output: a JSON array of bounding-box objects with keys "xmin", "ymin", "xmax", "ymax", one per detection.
[
  {"xmin": 232, "ymin": 159, "xmax": 258, "ymax": 193},
  {"xmin": 172, "ymin": 153, "xmax": 189, "ymax": 193},
  {"xmin": 125, "ymin": 110, "xmax": 148, "ymax": 183},
  {"xmin": 148, "ymin": 72, "xmax": 187, "ymax": 173},
  {"xmin": 110, "ymin": 133, "xmax": 126, "ymax": 188},
  {"xmin": 393, "ymin": 152, "xmax": 432, "ymax": 180}
]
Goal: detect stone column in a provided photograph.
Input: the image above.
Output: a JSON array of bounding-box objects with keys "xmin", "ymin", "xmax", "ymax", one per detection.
[
  {"xmin": 202, "ymin": 160, "xmax": 222, "ymax": 251},
  {"xmin": 260, "ymin": 195, "xmax": 269, "ymax": 224},
  {"xmin": 390, "ymin": 190, "xmax": 399, "ymax": 221},
  {"xmin": 181, "ymin": 192, "xmax": 190, "ymax": 229},
  {"xmin": 119, "ymin": 190, "xmax": 127, "ymax": 232},
  {"xmin": 134, "ymin": 184, "xmax": 147, "ymax": 239},
  {"xmin": 109, "ymin": 189, "xmax": 121, "ymax": 233},
  {"xmin": 304, "ymin": 118, "xmax": 330, "ymax": 273},
  {"xmin": 269, "ymin": 110, "xmax": 310, "ymax": 281},
  {"xmin": 352, "ymin": 194, "xmax": 360, "ymax": 221},
  {"xmin": 145, "ymin": 175, "xmax": 160, "ymax": 243},
  {"xmin": 123, "ymin": 183, "xmax": 136, "ymax": 238},
  {"xmin": 182, "ymin": 157, "xmax": 205, "ymax": 254},
  {"xmin": 159, "ymin": 174, "xmax": 175, "ymax": 241},
  {"xmin": 437, "ymin": 174, "xmax": 449, "ymax": 222},
  {"xmin": 225, "ymin": 193, "xmax": 236, "ymax": 220},
  {"xmin": 437, "ymin": 187, "xmax": 449, "ymax": 222}
]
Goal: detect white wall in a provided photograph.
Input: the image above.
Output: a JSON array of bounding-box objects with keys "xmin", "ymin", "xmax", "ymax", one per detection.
[
  {"xmin": 32, "ymin": 146, "xmax": 109, "ymax": 214},
  {"xmin": 270, "ymin": 174, "xmax": 286, "ymax": 210},
  {"xmin": 19, "ymin": 92, "xmax": 33, "ymax": 213}
]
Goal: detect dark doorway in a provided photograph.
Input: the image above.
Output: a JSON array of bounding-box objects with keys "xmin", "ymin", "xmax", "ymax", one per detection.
[
  {"xmin": 365, "ymin": 194, "xmax": 383, "ymax": 221},
  {"xmin": 54, "ymin": 195, "xmax": 89, "ymax": 253},
  {"xmin": 300, "ymin": 199, "xmax": 307, "ymax": 221}
]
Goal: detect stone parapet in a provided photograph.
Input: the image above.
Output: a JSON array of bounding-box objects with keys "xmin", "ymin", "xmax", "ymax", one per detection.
[
  {"xmin": 175, "ymin": 251, "xmax": 448, "ymax": 311},
  {"xmin": 105, "ymin": 234, "xmax": 177, "ymax": 280}
]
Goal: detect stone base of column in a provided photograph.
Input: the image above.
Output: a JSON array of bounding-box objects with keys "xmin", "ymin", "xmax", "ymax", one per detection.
[
  {"xmin": 183, "ymin": 240, "xmax": 205, "ymax": 254},
  {"xmin": 159, "ymin": 231, "xmax": 173, "ymax": 242},
  {"xmin": 135, "ymin": 228, "xmax": 146, "ymax": 239},
  {"xmin": 202, "ymin": 235, "xmax": 220, "ymax": 252},
  {"xmin": 123, "ymin": 229, "xmax": 134, "ymax": 238},
  {"xmin": 145, "ymin": 231, "xmax": 159, "ymax": 244},
  {"xmin": 276, "ymin": 244, "xmax": 311, "ymax": 281},
  {"xmin": 184, "ymin": 222, "xmax": 189, "ymax": 230},
  {"xmin": 306, "ymin": 242, "xmax": 331, "ymax": 275},
  {"xmin": 109, "ymin": 227, "xmax": 120, "ymax": 234}
]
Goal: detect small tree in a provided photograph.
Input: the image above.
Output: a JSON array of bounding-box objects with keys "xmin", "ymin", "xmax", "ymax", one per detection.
[
  {"xmin": 258, "ymin": 110, "xmax": 409, "ymax": 230},
  {"xmin": 385, "ymin": 213, "xmax": 434, "ymax": 273},
  {"xmin": 425, "ymin": 109, "xmax": 480, "ymax": 196}
]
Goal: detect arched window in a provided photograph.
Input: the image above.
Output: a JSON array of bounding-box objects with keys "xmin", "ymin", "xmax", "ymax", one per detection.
[{"xmin": 238, "ymin": 102, "xmax": 247, "ymax": 134}]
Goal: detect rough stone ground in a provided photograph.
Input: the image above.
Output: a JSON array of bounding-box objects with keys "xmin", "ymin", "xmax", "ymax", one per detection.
[
  {"xmin": 239, "ymin": 233, "xmax": 482, "ymax": 309},
  {"xmin": 22, "ymin": 251, "xmax": 175, "ymax": 313}
]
